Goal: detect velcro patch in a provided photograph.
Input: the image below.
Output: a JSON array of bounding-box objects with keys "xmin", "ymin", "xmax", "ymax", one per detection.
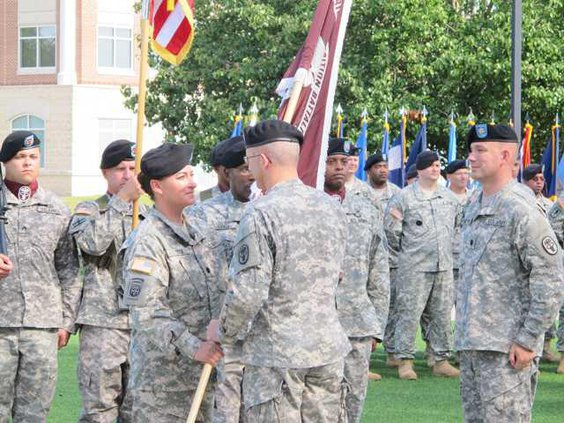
[
  {"xmin": 542, "ymin": 236, "xmax": 558, "ymax": 256},
  {"xmin": 74, "ymin": 208, "xmax": 92, "ymax": 216},
  {"xmin": 122, "ymin": 277, "xmax": 148, "ymax": 307},
  {"xmin": 230, "ymin": 232, "xmax": 261, "ymax": 275},
  {"xmin": 130, "ymin": 257, "xmax": 157, "ymax": 275}
]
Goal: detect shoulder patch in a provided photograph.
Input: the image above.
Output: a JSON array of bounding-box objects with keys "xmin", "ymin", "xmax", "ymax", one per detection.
[
  {"xmin": 74, "ymin": 208, "xmax": 92, "ymax": 216},
  {"xmin": 121, "ymin": 276, "xmax": 151, "ymax": 307},
  {"xmin": 230, "ymin": 232, "xmax": 261, "ymax": 274},
  {"xmin": 130, "ymin": 257, "xmax": 157, "ymax": 275},
  {"xmin": 542, "ymin": 236, "xmax": 558, "ymax": 256}
]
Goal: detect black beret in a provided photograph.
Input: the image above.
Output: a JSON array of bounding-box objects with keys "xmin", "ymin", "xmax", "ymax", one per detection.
[
  {"xmin": 100, "ymin": 139, "xmax": 135, "ymax": 169},
  {"xmin": 0, "ymin": 131, "xmax": 41, "ymax": 162},
  {"xmin": 467, "ymin": 124, "xmax": 518, "ymax": 148},
  {"xmin": 522, "ymin": 163, "xmax": 543, "ymax": 181},
  {"xmin": 446, "ymin": 159, "xmax": 469, "ymax": 175},
  {"xmin": 209, "ymin": 138, "xmax": 231, "ymax": 167},
  {"xmin": 141, "ymin": 143, "xmax": 194, "ymax": 179},
  {"xmin": 244, "ymin": 120, "xmax": 303, "ymax": 148},
  {"xmin": 364, "ymin": 152, "xmax": 387, "ymax": 171},
  {"xmin": 416, "ymin": 150, "xmax": 440, "ymax": 170},
  {"xmin": 219, "ymin": 136, "xmax": 246, "ymax": 169},
  {"xmin": 327, "ymin": 137, "xmax": 353, "ymax": 156},
  {"xmin": 406, "ymin": 164, "xmax": 418, "ymax": 180}
]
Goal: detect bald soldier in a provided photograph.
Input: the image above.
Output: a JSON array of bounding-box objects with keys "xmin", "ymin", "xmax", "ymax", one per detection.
[
  {"xmin": 0, "ymin": 131, "xmax": 81, "ymax": 422},
  {"xmin": 324, "ymin": 138, "xmax": 390, "ymax": 422},
  {"xmin": 187, "ymin": 136, "xmax": 255, "ymax": 423},
  {"xmin": 457, "ymin": 124, "xmax": 563, "ymax": 422},
  {"xmin": 70, "ymin": 140, "xmax": 144, "ymax": 422},
  {"xmin": 211, "ymin": 120, "xmax": 351, "ymax": 422},
  {"xmin": 386, "ymin": 150, "xmax": 461, "ymax": 380},
  {"xmin": 121, "ymin": 143, "xmax": 223, "ymax": 422}
]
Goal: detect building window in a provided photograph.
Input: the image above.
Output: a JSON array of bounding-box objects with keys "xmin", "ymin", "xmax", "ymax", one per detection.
[
  {"xmin": 11, "ymin": 115, "xmax": 46, "ymax": 168},
  {"xmin": 98, "ymin": 119, "xmax": 133, "ymax": 159},
  {"xmin": 97, "ymin": 26, "xmax": 133, "ymax": 70},
  {"xmin": 19, "ymin": 26, "xmax": 56, "ymax": 69}
]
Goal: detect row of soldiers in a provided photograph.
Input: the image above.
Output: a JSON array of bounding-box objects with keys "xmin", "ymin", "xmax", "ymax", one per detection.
[{"xmin": 0, "ymin": 120, "xmax": 562, "ymax": 423}]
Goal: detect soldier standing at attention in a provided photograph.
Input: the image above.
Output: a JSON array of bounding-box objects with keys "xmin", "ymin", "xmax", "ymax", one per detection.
[
  {"xmin": 121, "ymin": 143, "xmax": 223, "ymax": 422},
  {"xmin": 323, "ymin": 138, "xmax": 390, "ymax": 422},
  {"xmin": 212, "ymin": 120, "xmax": 351, "ymax": 422},
  {"xmin": 365, "ymin": 152, "xmax": 401, "ymax": 204},
  {"xmin": 343, "ymin": 141, "xmax": 380, "ymax": 208},
  {"xmin": 187, "ymin": 136, "xmax": 255, "ymax": 423},
  {"xmin": 456, "ymin": 124, "xmax": 563, "ymax": 422},
  {"xmin": 199, "ymin": 139, "xmax": 232, "ymax": 201},
  {"xmin": 70, "ymin": 140, "xmax": 144, "ymax": 422},
  {"xmin": 386, "ymin": 150, "xmax": 461, "ymax": 380},
  {"xmin": 0, "ymin": 131, "xmax": 81, "ymax": 422}
]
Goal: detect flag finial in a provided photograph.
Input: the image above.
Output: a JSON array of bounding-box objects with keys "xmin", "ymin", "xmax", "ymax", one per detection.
[{"xmin": 336, "ymin": 104, "xmax": 343, "ymax": 115}]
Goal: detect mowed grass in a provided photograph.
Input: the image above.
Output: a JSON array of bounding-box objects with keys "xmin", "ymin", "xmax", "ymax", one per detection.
[
  {"xmin": 49, "ymin": 334, "xmax": 564, "ymax": 422},
  {"xmin": 55, "ymin": 197, "xmax": 564, "ymax": 422}
]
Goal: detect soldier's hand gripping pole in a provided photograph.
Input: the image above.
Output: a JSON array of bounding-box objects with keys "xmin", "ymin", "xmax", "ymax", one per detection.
[{"xmin": 186, "ymin": 363, "xmax": 213, "ymax": 423}]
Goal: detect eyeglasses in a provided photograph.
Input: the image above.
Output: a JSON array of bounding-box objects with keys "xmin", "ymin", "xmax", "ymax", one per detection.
[{"xmin": 243, "ymin": 154, "xmax": 262, "ymax": 164}]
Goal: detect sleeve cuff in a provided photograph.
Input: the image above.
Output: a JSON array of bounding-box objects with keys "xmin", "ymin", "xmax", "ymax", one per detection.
[
  {"xmin": 515, "ymin": 329, "xmax": 538, "ymax": 352},
  {"xmin": 173, "ymin": 329, "xmax": 202, "ymax": 359}
]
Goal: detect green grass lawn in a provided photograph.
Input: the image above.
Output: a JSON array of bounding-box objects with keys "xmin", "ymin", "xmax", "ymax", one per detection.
[{"xmin": 49, "ymin": 335, "xmax": 564, "ymax": 422}]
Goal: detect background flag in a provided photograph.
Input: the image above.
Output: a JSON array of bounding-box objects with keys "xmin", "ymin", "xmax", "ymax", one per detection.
[
  {"xmin": 406, "ymin": 121, "xmax": 427, "ymax": 171},
  {"xmin": 335, "ymin": 104, "xmax": 345, "ymax": 137},
  {"xmin": 388, "ymin": 116, "xmax": 406, "ymax": 188},
  {"xmin": 231, "ymin": 106, "xmax": 243, "ymax": 137},
  {"xmin": 276, "ymin": 0, "xmax": 353, "ymax": 188},
  {"xmin": 355, "ymin": 110, "xmax": 368, "ymax": 181},
  {"xmin": 382, "ymin": 109, "xmax": 390, "ymax": 156},
  {"xmin": 448, "ymin": 113, "xmax": 457, "ymax": 163},
  {"xmin": 149, "ymin": 0, "xmax": 195, "ymax": 65},
  {"xmin": 248, "ymin": 103, "xmax": 259, "ymax": 127},
  {"xmin": 542, "ymin": 116, "xmax": 560, "ymax": 200}
]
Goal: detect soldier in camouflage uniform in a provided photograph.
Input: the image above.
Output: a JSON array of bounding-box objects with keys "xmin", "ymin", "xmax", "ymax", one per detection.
[
  {"xmin": 70, "ymin": 140, "xmax": 145, "ymax": 422},
  {"xmin": 0, "ymin": 131, "xmax": 81, "ymax": 422},
  {"xmin": 343, "ymin": 143, "xmax": 381, "ymax": 210},
  {"xmin": 547, "ymin": 199, "xmax": 564, "ymax": 374},
  {"xmin": 199, "ymin": 139, "xmax": 232, "ymax": 202},
  {"xmin": 121, "ymin": 143, "xmax": 224, "ymax": 422},
  {"xmin": 323, "ymin": 139, "xmax": 390, "ymax": 422},
  {"xmin": 386, "ymin": 150, "xmax": 461, "ymax": 380},
  {"xmin": 456, "ymin": 124, "xmax": 564, "ymax": 422},
  {"xmin": 212, "ymin": 121, "xmax": 351, "ymax": 422},
  {"xmin": 187, "ymin": 136, "xmax": 254, "ymax": 423}
]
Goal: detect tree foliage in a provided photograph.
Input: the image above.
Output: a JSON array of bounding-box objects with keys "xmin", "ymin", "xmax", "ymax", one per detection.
[{"xmin": 123, "ymin": 0, "xmax": 564, "ymax": 164}]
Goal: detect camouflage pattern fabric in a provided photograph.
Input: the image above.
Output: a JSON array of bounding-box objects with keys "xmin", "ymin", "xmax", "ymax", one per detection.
[
  {"xmin": 547, "ymin": 201, "xmax": 564, "ymax": 352},
  {"xmin": 343, "ymin": 337, "xmax": 372, "ymax": 423}
]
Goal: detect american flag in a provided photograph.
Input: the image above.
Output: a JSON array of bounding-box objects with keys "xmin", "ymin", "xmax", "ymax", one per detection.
[{"xmin": 143, "ymin": 0, "xmax": 195, "ymax": 66}]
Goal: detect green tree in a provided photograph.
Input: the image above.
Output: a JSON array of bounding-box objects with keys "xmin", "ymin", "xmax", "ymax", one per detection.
[{"xmin": 124, "ymin": 0, "xmax": 564, "ymax": 164}]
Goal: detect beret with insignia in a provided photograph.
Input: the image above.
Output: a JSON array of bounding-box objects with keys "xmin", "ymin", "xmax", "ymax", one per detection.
[
  {"xmin": 140, "ymin": 143, "xmax": 194, "ymax": 179},
  {"xmin": 100, "ymin": 139, "xmax": 135, "ymax": 169},
  {"xmin": 467, "ymin": 124, "xmax": 518, "ymax": 149},
  {"xmin": 0, "ymin": 131, "xmax": 41, "ymax": 162},
  {"xmin": 364, "ymin": 152, "xmax": 387, "ymax": 171},
  {"xmin": 446, "ymin": 159, "xmax": 469, "ymax": 175},
  {"xmin": 406, "ymin": 164, "xmax": 418, "ymax": 180},
  {"xmin": 243, "ymin": 120, "xmax": 303, "ymax": 148},
  {"xmin": 416, "ymin": 150, "xmax": 440, "ymax": 170},
  {"xmin": 327, "ymin": 137, "xmax": 352, "ymax": 157},
  {"xmin": 218, "ymin": 136, "xmax": 246, "ymax": 169},
  {"xmin": 522, "ymin": 163, "xmax": 543, "ymax": 181}
]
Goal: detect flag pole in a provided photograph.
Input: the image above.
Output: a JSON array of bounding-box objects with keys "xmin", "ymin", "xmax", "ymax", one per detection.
[
  {"xmin": 282, "ymin": 80, "xmax": 304, "ymax": 123},
  {"xmin": 132, "ymin": 1, "xmax": 150, "ymax": 229}
]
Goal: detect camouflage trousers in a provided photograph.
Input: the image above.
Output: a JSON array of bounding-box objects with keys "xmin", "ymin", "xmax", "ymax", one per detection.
[
  {"xmin": 130, "ymin": 385, "xmax": 214, "ymax": 423},
  {"xmin": 78, "ymin": 325, "xmax": 132, "ymax": 422},
  {"xmin": 394, "ymin": 270, "xmax": 454, "ymax": 360},
  {"xmin": 213, "ymin": 342, "xmax": 245, "ymax": 423},
  {"xmin": 0, "ymin": 327, "xmax": 58, "ymax": 423},
  {"xmin": 557, "ymin": 303, "xmax": 564, "ymax": 352},
  {"xmin": 243, "ymin": 359, "xmax": 346, "ymax": 422},
  {"xmin": 344, "ymin": 337, "xmax": 372, "ymax": 423},
  {"xmin": 383, "ymin": 268, "xmax": 398, "ymax": 353},
  {"xmin": 460, "ymin": 350, "xmax": 539, "ymax": 423}
]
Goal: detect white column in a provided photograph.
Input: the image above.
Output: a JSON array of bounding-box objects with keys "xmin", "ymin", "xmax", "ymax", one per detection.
[{"xmin": 57, "ymin": 0, "xmax": 77, "ymax": 85}]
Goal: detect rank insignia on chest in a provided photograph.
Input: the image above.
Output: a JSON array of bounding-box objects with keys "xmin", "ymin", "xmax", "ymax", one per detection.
[
  {"xmin": 130, "ymin": 257, "xmax": 156, "ymax": 275},
  {"xmin": 18, "ymin": 186, "xmax": 31, "ymax": 201}
]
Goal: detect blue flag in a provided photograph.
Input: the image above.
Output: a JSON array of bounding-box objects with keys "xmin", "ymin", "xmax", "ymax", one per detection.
[
  {"xmin": 231, "ymin": 118, "xmax": 243, "ymax": 137},
  {"xmin": 448, "ymin": 119, "xmax": 457, "ymax": 163},
  {"xmin": 355, "ymin": 119, "xmax": 368, "ymax": 181},
  {"xmin": 542, "ymin": 126, "xmax": 560, "ymax": 200},
  {"xmin": 388, "ymin": 119, "xmax": 405, "ymax": 187},
  {"xmin": 405, "ymin": 123, "xmax": 427, "ymax": 171}
]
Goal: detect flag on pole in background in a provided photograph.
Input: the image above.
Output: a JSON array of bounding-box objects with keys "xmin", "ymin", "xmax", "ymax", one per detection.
[
  {"xmin": 248, "ymin": 103, "xmax": 259, "ymax": 127},
  {"xmin": 381, "ymin": 109, "xmax": 390, "ymax": 156},
  {"xmin": 148, "ymin": 0, "xmax": 195, "ymax": 66},
  {"xmin": 231, "ymin": 105, "xmax": 244, "ymax": 137},
  {"xmin": 406, "ymin": 121, "xmax": 427, "ymax": 171},
  {"xmin": 542, "ymin": 117, "xmax": 560, "ymax": 200},
  {"xmin": 448, "ymin": 113, "xmax": 457, "ymax": 163},
  {"xmin": 388, "ymin": 116, "xmax": 406, "ymax": 188},
  {"xmin": 521, "ymin": 121, "xmax": 533, "ymax": 169},
  {"xmin": 355, "ymin": 110, "xmax": 368, "ymax": 181},
  {"xmin": 276, "ymin": 0, "xmax": 353, "ymax": 188}
]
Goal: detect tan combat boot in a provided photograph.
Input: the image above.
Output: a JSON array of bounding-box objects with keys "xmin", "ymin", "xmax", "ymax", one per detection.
[
  {"xmin": 557, "ymin": 353, "xmax": 564, "ymax": 374},
  {"xmin": 541, "ymin": 340, "xmax": 560, "ymax": 363},
  {"xmin": 398, "ymin": 359, "xmax": 417, "ymax": 380},
  {"xmin": 386, "ymin": 353, "xmax": 401, "ymax": 368},
  {"xmin": 432, "ymin": 360, "xmax": 460, "ymax": 378},
  {"xmin": 367, "ymin": 371, "xmax": 383, "ymax": 381}
]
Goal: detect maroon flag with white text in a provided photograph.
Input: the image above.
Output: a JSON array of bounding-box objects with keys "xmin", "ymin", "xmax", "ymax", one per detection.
[{"xmin": 276, "ymin": 0, "xmax": 352, "ymax": 188}]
